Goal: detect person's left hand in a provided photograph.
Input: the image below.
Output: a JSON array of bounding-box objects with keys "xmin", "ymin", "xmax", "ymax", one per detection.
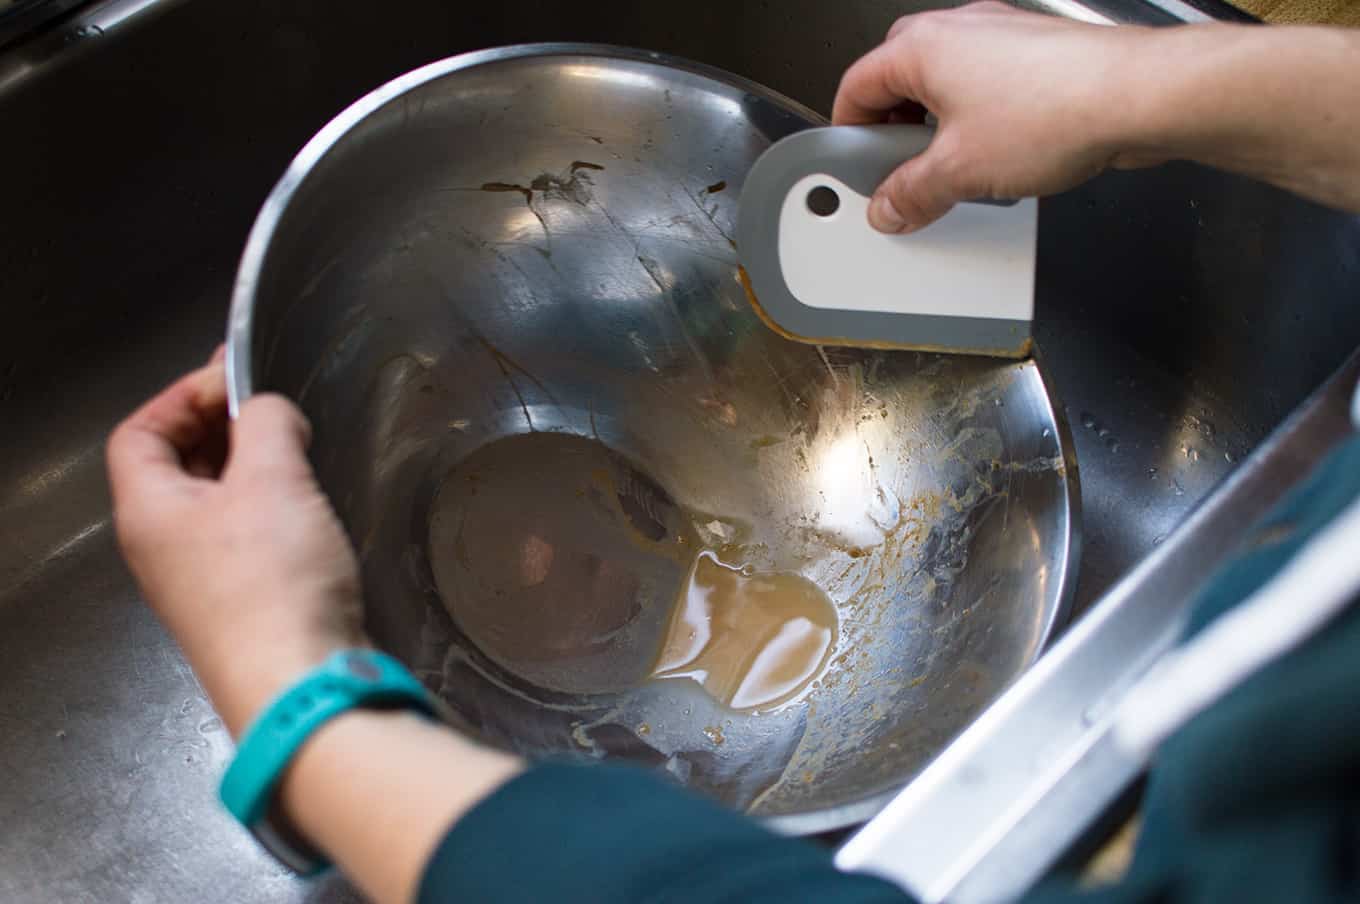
[{"xmin": 107, "ymin": 348, "xmax": 367, "ymax": 737}]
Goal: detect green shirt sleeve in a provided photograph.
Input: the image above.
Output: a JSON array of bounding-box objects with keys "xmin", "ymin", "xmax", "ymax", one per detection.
[{"xmin": 417, "ymin": 761, "xmax": 907, "ymax": 904}]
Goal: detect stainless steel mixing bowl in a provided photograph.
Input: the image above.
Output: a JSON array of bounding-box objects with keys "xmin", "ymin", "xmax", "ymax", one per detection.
[{"xmin": 226, "ymin": 44, "xmax": 1079, "ymax": 833}]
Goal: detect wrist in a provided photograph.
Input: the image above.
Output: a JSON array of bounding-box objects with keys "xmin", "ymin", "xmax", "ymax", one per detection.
[
  {"xmin": 1109, "ymin": 24, "xmax": 1269, "ymax": 168},
  {"xmin": 1086, "ymin": 25, "xmax": 1189, "ymax": 165},
  {"xmin": 218, "ymin": 651, "xmax": 447, "ymax": 878},
  {"xmin": 276, "ymin": 708, "xmax": 522, "ymax": 903},
  {"xmin": 196, "ymin": 633, "xmax": 364, "ymax": 738}
]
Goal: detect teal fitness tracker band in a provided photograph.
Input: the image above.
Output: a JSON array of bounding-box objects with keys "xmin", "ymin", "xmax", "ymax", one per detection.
[{"xmin": 220, "ymin": 649, "xmax": 437, "ymax": 874}]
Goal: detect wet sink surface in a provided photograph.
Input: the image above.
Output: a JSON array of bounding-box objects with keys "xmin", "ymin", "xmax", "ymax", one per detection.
[{"xmin": 2, "ymin": 0, "xmax": 1359, "ymax": 900}]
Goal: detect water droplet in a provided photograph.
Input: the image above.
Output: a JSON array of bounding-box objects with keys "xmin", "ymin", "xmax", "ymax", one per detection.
[
  {"xmin": 1224, "ymin": 450, "xmax": 1236, "ymax": 463},
  {"xmin": 1147, "ymin": 467, "xmax": 1159, "ymax": 479},
  {"xmin": 993, "ymin": 398, "xmax": 1004, "ymax": 407},
  {"xmin": 1106, "ymin": 439, "xmax": 1121, "ymax": 453},
  {"xmin": 1172, "ymin": 479, "xmax": 1185, "ymax": 497},
  {"xmin": 1080, "ymin": 412, "xmax": 1096, "ymax": 430},
  {"xmin": 1041, "ymin": 428, "xmax": 1052, "ymax": 438},
  {"xmin": 1097, "ymin": 427, "xmax": 1111, "ymax": 439}
]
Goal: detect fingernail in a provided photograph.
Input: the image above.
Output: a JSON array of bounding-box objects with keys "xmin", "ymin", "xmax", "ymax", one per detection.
[{"xmin": 870, "ymin": 195, "xmax": 909, "ymax": 234}]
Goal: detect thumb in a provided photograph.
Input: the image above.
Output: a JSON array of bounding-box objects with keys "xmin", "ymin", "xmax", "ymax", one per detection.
[
  {"xmin": 868, "ymin": 141, "xmax": 970, "ymax": 234},
  {"xmin": 225, "ymin": 393, "xmax": 315, "ymax": 486}
]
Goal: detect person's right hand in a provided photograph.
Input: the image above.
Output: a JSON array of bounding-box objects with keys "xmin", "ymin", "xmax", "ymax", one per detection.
[{"xmin": 833, "ymin": 2, "xmax": 1161, "ymax": 233}]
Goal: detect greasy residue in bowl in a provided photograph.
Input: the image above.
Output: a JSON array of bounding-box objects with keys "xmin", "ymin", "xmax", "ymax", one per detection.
[{"xmin": 651, "ymin": 551, "xmax": 837, "ymax": 711}]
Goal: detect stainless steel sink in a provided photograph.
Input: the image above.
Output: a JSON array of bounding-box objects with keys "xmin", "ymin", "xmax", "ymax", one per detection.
[{"xmin": 2, "ymin": 0, "xmax": 1358, "ymax": 901}]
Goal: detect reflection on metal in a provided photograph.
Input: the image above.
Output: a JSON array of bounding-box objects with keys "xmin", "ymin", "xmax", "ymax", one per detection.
[
  {"xmin": 1135, "ymin": 0, "xmax": 1216, "ymax": 21},
  {"xmin": 0, "ymin": 0, "xmax": 86, "ymax": 50},
  {"xmin": 0, "ymin": 0, "xmax": 173, "ymax": 91}
]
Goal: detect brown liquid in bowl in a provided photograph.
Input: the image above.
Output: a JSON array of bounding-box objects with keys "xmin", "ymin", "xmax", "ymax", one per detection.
[{"xmin": 651, "ymin": 552, "xmax": 837, "ymax": 711}]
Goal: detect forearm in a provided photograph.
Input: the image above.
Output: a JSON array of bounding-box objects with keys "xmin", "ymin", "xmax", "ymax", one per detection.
[
  {"xmin": 1121, "ymin": 24, "xmax": 1360, "ymax": 210},
  {"xmin": 277, "ymin": 709, "xmax": 522, "ymax": 904}
]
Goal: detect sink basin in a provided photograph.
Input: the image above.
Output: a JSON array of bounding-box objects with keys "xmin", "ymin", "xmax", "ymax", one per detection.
[{"xmin": 2, "ymin": 0, "xmax": 1358, "ymax": 900}]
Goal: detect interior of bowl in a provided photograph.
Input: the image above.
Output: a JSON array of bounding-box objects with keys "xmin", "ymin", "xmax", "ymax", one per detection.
[{"xmin": 230, "ymin": 45, "xmax": 1079, "ymax": 831}]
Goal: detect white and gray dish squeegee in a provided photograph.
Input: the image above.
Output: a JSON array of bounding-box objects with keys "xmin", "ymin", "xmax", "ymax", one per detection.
[{"xmin": 736, "ymin": 124, "xmax": 1037, "ymax": 357}]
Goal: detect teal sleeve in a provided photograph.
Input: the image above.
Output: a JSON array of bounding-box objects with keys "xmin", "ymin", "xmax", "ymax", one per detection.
[{"xmin": 417, "ymin": 761, "xmax": 907, "ymax": 904}]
